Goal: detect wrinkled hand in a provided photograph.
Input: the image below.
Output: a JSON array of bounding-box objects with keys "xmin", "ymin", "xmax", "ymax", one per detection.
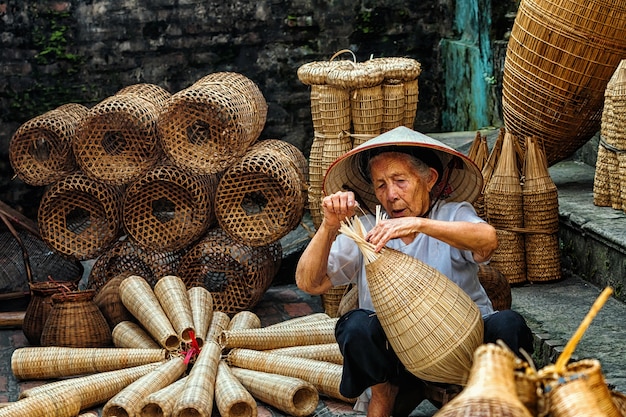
[
  {"xmin": 366, "ymin": 217, "xmax": 420, "ymax": 252},
  {"xmin": 321, "ymin": 191, "xmax": 359, "ymax": 230}
]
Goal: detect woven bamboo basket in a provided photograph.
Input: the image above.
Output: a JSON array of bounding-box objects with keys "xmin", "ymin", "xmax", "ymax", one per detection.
[
  {"xmin": 321, "ymin": 284, "xmax": 350, "ymax": 318},
  {"xmin": 179, "ymin": 228, "xmax": 280, "ymax": 314},
  {"xmin": 381, "ymin": 81, "xmax": 406, "ymax": 133},
  {"xmin": 297, "ymin": 58, "xmax": 352, "ymax": 86},
  {"xmin": 188, "ymin": 286, "xmax": 214, "ymax": 346},
  {"xmin": 112, "ymin": 320, "xmax": 161, "ymax": 349},
  {"xmin": 215, "ymin": 361, "xmax": 257, "ymax": 417},
  {"xmin": 93, "ymin": 272, "xmax": 135, "ymax": 329},
  {"xmin": 123, "ymin": 161, "xmax": 218, "ymax": 252},
  {"xmin": 308, "ymin": 133, "xmax": 325, "ymax": 229},
  {"xmin": 73, "ymin": 94, "xmax": 161, "ymax": 185},
  {"xmin": 219, "ymin": 318, "xmax": 338, "ymax": 350},
  {"xmin": 544, "ymin": 375, "xmax": 606, "ymax": 417},
  {"xmin": 11, "ymin": 346, "xmax": 166, "ymax": 380},
  {"xmin": 403, "ymin": 78, "xmax": 420, "ymax": 128},
  {"xmin": 502, "ymin": 0, "xmax": 626, "ymax": 166},
  {"xmin": 368, "ymin": 57, "xmax": 422, "ymax": 82},
  {"xmin": 336, "ymin": 284, "xmax": 359, "ymax": 317},
  {"xmin": 87, "ymin": 238, "xmax": 185, "ymax": 291},
  {"xmin": 194, "ymin": 71, "xmax": 268, "ymax": 143},
  {"xmin": 227, "ymin": 311, "xmax": 262, "ymax": 331},
  {"xmin": 215, "ymin": 140, "xmax": 307, "ymax": 246},
  {"xmin": 20, "ymin": 362, "xmax": 162, "ymax": 410},
  {"xmin": 318, "ymin": 84, "xmax": 351, "ymax": 137},
  {"xmin": 326, "ymin": 60, "xmax": 384, "ymax": 90},
  {"xmin": 102, "ymin": 356, "xmax": 187, "ymax": 417},
  {"xmin": 153, "ymin": 275, "xmax": 196, "ymax": 343},
  {"xmin": 40, "ymin": 289, "xmax": 112, "ymax": 348},
  {"xmin": 266, "ymin": 343, "xmax": 343, "ymax": 365},
  {"xmin": 613, "ymin": 62, "xmax": 626, "ymax": 211},
  {"xmin": 350, "ymin": 84, "xmax": 383, "ymax": 140},
  {"xmin": 338, "ymin": 214, "xmax": 483, "ymax": 385},
  {"xmin": 264, "ymin": 312, "xmax": 331, "ymax": 329},
  {"xmin": 227, "ymin": 348, "xmax": 354, "ymax": 403},
  {"xmin": 593, "ymin": 68, "xmax": 618, "ymax": 207},
  {"xmin": 611, "ymin": 389, "xmax": 626, "ymax": 416},
  {"xmin": 23, "ymin": 280, "xmax": 78, "ymax": 346},
  {"xmin": 9, "ymin": 104, "xmax": 86, "ymax": 186},
  {"xmin": 321, "ymin": 130, "xmax": 353, "ymax": 190},
  {"xmin": 477, "ymin": 264, "xmax": 512, "ymax": 311},
  {"xmin": 514, "ymin": 368, "xmax": 540, "ymax": 417},
  {"xmin": 140, "ymin": 375, "xmax": 187, "ymax": 417},
  {"xmin": 230, "ymin": 366, "xmax": 319, "ymax": 417},
  {"xmin": 563, "ymin": 359, "xmax": 622, "ymax": 417},
  {"xmin": 206, "ymin": 311, "xmax": 231, "ymax": 343},
  {"xmin": 0, "ymin": 385, "xmax": 81, "ymax": 417},
  {"xmin": 38, "ymin": 172, "xmax": 123, "ymax": 260},
  {"xmin": 115, "ymin": 82, "xmax": 172, "ymax": 109},
  {"xmin": 173, "ymin": 341, "xmax": 222, "ymax": 417},
  {"xmin": 490, "ymin": 229, "xmax": 527, "ymax": 285},
  {"xmin": 435, "ymin": 344, "xmax": 533, "ymax": 417},
  {"xmin": 523, "ymin": 136, "xmax": 561, "ymax": 283},
  {"xmin": 157, "ymin": 82, "xmax": 257, "ymax": 175},
  {"xmin": 118, "ymin": 275, "xmax": 180, "ymax": 350}
]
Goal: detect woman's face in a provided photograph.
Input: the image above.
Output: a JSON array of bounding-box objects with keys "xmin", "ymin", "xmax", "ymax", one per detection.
[{"xmin": 369, "ymin": 152, "xmax": 439, "ymax": 218}]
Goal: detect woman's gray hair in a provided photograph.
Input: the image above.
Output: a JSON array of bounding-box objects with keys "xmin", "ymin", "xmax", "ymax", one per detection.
[{"xmin": 367, "ymin": 151, "xmax": 437, "ymax": 184}]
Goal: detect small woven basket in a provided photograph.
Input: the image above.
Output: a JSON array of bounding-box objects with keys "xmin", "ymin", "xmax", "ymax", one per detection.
[
  {"xmin": 321, "ymin": 284, "xmax": 351, "ymax": 318},
  {"xmin": 544, "ymin": 374, "xmax": 606, "ymax": 417},
  {"xmin": 9, "ymin": 104, "xmax": 87, "ymax": 186},
  {"xmin": 563, "ymin": 359, "xmax": 622, "ymax": 417},
  {"xmin": 368, "ymin": 56, "xmax": 422, "ymax": 82},
  {"xmin": 350, "ymin": 84, "xmax": 383, "ymax": 139},
  {"xmin": 93, "ymin": 272, "xmax": 135, "ymax": 329},
  {"xmin": 215, "ymin": 361, "xmax": 258, "ymax": 417},
  {"xmin": 73, "ymin": 94, "xmax": 161, "ymax": 185},
  {"xmin": 40, "ymin": 289, "xmax": 112, "ymax": 348},
  {"xmin": 178, "ymin": 228, "xmax": 281, "ymax": 314},
  {"xmin": 381, "ymin": 81, "xmax": 407, "ymax": 132}
]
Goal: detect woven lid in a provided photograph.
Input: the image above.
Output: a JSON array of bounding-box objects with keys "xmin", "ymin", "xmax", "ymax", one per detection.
[{"xmin": 323, "ymin": 126, "xmax": 483, "ymax": 212}]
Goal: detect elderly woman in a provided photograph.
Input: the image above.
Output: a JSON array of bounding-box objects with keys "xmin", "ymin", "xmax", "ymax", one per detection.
[{"xmin": 296, "ymin": 126, "xmax": 533, "ymax": 417}]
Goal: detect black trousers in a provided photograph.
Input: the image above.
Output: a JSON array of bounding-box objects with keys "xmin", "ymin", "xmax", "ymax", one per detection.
[{"xmin": 334, "ymin": 308, "xmax": 534, "ymax": 398}]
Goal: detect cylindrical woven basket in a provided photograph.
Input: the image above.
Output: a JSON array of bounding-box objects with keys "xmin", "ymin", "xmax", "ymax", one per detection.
[
  {"xmin": 502, "ymin": 0, "xmax": 626, "ymax": 166},
  {"xmin": 563, "ymin": 359, "xmax": 622, "ymax": 417},
  {"xmin": 350, "ymin": 84, "xmax": 383, "ymax": 140},
  {"xmin": 115, "ymin": 82, "xmax": 172, "ymax": 109},
  {"xmin": 9, "ymin": 104, "xmax": 87, "ymax": 186},
  {"xmin": 215, "ymin": 139, "xmax": 307, "ymax": 246},
  {"xmin": 214, "ymin": 361, "xmax": 258, "ymax": 417},
  {"xmin": 73, "ymin": 94, "xmax": 161, "ymax": 185},
  {"xmin": 477, "ymin": 264, "xmax": 512, "ymax": 311},
  {"xmin": 321, "ymin": 284, "xmax": 350, "ymax": 318},
  {"xmin": 403, "ymin": 78, "xmax": 420, "ymax": 128},
  {"xmin": 490, "ymin": 229, "xmax": 527, "ymax": 285},
  {"xmin": 544, "ymin": 374, "xmax": 606, "ymax": 417},
  {"xmin": 40, "ymin": 289, "xmax": 112, "ymax": 348},
  {"xmin": 11, "ymin": 346, "xmax": 166, "ymax": 380},
  {"xmin": 112, "ymin": 320, "xmax": 160, "ymax": 349},
  {"xmin": 140, "ymin": 375, "xmax": 187, "ymax": 417},
  {"xmin": 153, "ymin": 275, "xmax": 196, "ymax": 343},
  {"xmin": 123, "ymin": 161, "xmax": 218, "ymax": 252},
  {"xmin": 368, "ymin": 57, "xmax": 422, "ymax": 82},
  {"xmin": 38, "ymin": 172, "xmax": 123, "ymax": 260},
  {"xmin": 179, "ymin": 228, "xmax": 281, "ymax": 314},
  {"xmin": 381, "ymin": 81, "xmax": 406, "ymax": 132},
  {"xmin": 158, "ymin": 82, "xmax": 257, "ymax": 175},
  {"xmin": 0, "ymin": 385, "xmax": 81, "ymax": 417},
  {"xmin": 93, "ymin": 272, "xmax": 136, "ymax": 329},
  {"xmin": 188, "ymin": 286, "xmax": 214, "ymax": 346},
  {"xmin": 318, "ymin": 84, "xmax": 351, "ymax": 137},
  {"xmin": 308, "ymin": 131, "xmax": 325, "ymax": 230},
  {"xmin": 230, "ymin": 366, "xmax": 319, "ymax": 417}
]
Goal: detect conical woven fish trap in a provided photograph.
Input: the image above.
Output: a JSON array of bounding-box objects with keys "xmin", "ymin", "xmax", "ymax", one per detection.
[
  {"xmin": 215, "ymin": 361, "xmax": 257, "ymax": 417},
  {"xmin": 351, "ymin": 84, "xmax": 383, "ymax": 138},
  {"xmin": 526, "ymin": 231, "xmax": 561, "ymax": 283},
  {"xmin": 230, "ymin": 366, "xmax": 319, "ymax": 417},
  {"xmin": 115, "ymin": 82, "xmax": 172, "ymax": 109},
  {"xmin": 264, "ymin": 312, "xmax": 332, "ymax": 329},
  {"xmin": 594, "ymin": 69, "xmax": 619, "ymax": 207},
  {"xmin": 11, "ymin": 346, "xmax": 166, "ymax": 380},
  {"xmin": 123, "ymin": 161, "xmax": 218, "ymax": 252},
  {"xmin": 37, "ymin": 172, "xmax": 123, "ymax": 260},
  {"xmin": 118, "ymin": 275, "xmax": 180, "ymax": 350},
  {"xmin": 9, "ymin": 105, "xmax": 85, "ymax": 186},
  {"xmin": 318, "ymin": 84, "xmax": 351, "ymax": 136},
  {"xmin": 188, "ymin": 286, "xmax": 214, "ymax": 346},
  {"xmin": 403, "ymin": 78, "xmax": 420, "ymax": 128},
  {"xmin": 227, "ymin": 310, "xmax": 261, "ymax": 331},
  {"xmin": 0, "ymin": 385, "xmax": 81, "ymax": 417},
  {"xmin": 178, "ymin": 228, "xmax": 280, "ymax": 314},
  {"xmin": 140, "ymin": 375, "xmax": 187, "ymax": 417},
  {"xmin": 154, "ymin": 275, "xmax": 196, "ymax": 343},
  {"xmin": 87, "ymin": 237, "xmax": 185, "ymax": 291},
  {"xmin": 266, "ymin": 342, "xmax": 343, "ymax": 365},
  {"xmin": 157, "ymin": 82, "xmax": 257, "ymax": 175},
  {"xmin": 502, "ymin": 0, "xmax": 626, "ymax": 166},
  {"xmin": 206, "ymin": 311, "xmax": 231, "ymax": 343},
  {"xmin": 562, "ymin": 359, "xmax": 623, "ymax": 417},
  {"xmin": 112, "ymin": 320, "xmax": 161, "ymax": 349},
  {"xmin": 490, "ymin": 229, "xmax": 527, "ymax": 285},
  {"xmin": 326, "ymin": 60, "xmax": 385, "ymax": 90},
  {"xmin": 93, "ymin": 272, "xmax": 135, "ymax": 329},
  {"xmin": 20, "ymin": 362, "xmax": 162, "ymax": 410},
  {"xmin": 218, "ymin": 318, "xmax": 339, "ymax": 350},
  {"xmin": 338, "ymin": 215, "xmax": 483, "ymax": 386},
  {"xmin": 73, "ymin": 94, "xmax": 161, "ymax": 185},
  {"xmin": 103, "ymin": 357, "xmax": 187, "ymax": 417},
  {"xmin": 367, "ymin": 57, "xmax": 422, "ymax": 82},
  {"xmin": 40, "ymin": 289, "xmax": 112, "ymax": 348},
  {"xmin": 215, "ymin": 141, "xmax": 306, "ymax": 246},
  {"xmin": 194, "ymin": 71, "xmax": 268, "ymax": 143},
  {"xmin": 226, "ymin": 348, "xmax": 354, "ymax": 403},
  {"xmin": 381, "ymin": 81, "xmax": 406, "ymax": 133},
  {"xmin": 477, "ymin": 264, "xmax": 512, "ymax": 311},
  {"xmin": 174, "ymin": 341, "xmax": 222, "ymax": 417}
]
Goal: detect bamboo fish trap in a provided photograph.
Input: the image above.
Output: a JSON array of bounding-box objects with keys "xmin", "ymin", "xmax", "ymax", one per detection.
[
  {"xmin": 214, "ymin": 361, "xmax": 258, "ymax": 417},
  {"xmin": 337, "ymin": 211, "xmax": 483, "ymax": 386}
]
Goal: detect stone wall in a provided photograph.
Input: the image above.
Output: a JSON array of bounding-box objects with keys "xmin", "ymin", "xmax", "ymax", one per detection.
[{"xmin": 0, "ymin": 0, "xmax": 517, "ymax": 217}]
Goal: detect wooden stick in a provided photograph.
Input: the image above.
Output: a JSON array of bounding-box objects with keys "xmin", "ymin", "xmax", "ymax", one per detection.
[
  {"xmin": 0, "ymin": 200, "xmax": 40, "ymax": 238},
  {"xmin": 0, "ymin": 311, "xmax": 25, "ymax": 328}
]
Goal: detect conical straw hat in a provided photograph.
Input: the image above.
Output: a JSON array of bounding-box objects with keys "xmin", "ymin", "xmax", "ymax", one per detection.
[
  {"xmin": 188, "ymin": 286, "xmax": 214, "ymax": 346},
  {"xmin": 323, "ymin": 126, "xmax": 483, "ymax": 213},
  {"xmin": 230, "ymin": 366, "xmax": 319, "ymax": 417},
  {"xmin": 11, "ymin": 346, "xmax": 166, "ymax": 380},
  {"xmin": 215, "ymin": 361, "xmax": 257, "ymax": 417},
  {"xmin": 119, "ymin": 275, "xmax": 180, "ymax": 350},
  {"xmin": 154, "ymin": 275, "xmax": 196, "ymax": 343},
  {"xmin": 140, "ymin": 376, "xmax": 187, "ymax": 417},
  {"xmin": 112, "ymin": 321, "xmax": 161, "ymax": 349},
  {"xmin": 102, "ymin": 357, "xmax": 187, "ymax": 417},
  {"xmin": 338, "ymin": 215, "xmax": 483, "ymax": 385}
]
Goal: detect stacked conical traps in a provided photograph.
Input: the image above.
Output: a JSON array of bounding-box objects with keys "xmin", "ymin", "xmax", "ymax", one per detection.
[{"xmin": 6, "ymin": 274, "xmax": 356, "ymax": 417}]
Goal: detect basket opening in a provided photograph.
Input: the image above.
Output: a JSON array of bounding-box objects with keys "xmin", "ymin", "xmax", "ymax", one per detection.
[
  {"xmin": 293, "ymin": 386, "xmax": 318, "ymax": 409},
  {"xmin": 151, "ymin": 197, "xmax": 176, "ymax": 223},
  {"xmin": 28, "ymin": 136, "xmax": 51, "ymax": 162},
  {"xmin": 229, "ymin": 402, "xmax": 254, "ymax": 417},
  {"xmin": 101, "ymin": 131, "xmax": 127, "ymax": 156},
  {"xmin": 187, "ymin": 119, "xmax": 212, "ymax": 146},
  {"xmin": 241, "ymin": 191, "xmax": 268, "ymax": 214},
  {"xmin": 66, "ymin": 207, "xmax": 92, "ymax": 235}
]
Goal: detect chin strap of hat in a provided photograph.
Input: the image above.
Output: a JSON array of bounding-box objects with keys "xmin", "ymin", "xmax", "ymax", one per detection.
[{"xmin": 422, "ymin": 158, "xmax": 456, "ymax": 218}]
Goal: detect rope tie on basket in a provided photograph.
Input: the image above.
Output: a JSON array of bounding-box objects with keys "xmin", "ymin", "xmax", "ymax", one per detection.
[
  {"xmin": 180, "ymin": 329, "xmax": 202, "ymax": 365},
  {"xmin": 599, "ymin": 135, "xmax": 626, "ymax": 153}
]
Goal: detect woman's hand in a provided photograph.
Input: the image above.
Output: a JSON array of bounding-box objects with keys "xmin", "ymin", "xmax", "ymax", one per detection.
[
  {"xmin": 321, "ymin": 191, "xmax": 359, "ymax": 230},
  {"xmin": 366, "ymin": 217, "xmax": 420, "ymax": 252}
]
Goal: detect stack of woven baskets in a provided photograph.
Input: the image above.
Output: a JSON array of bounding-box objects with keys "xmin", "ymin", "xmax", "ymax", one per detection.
[
  {"xmin": 9, "ymin": 72, "xmax": 308, "ymax": 319},
  {"xmin": 6, "ymin": 274, "xmax": 353, "ymax": 417}
]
